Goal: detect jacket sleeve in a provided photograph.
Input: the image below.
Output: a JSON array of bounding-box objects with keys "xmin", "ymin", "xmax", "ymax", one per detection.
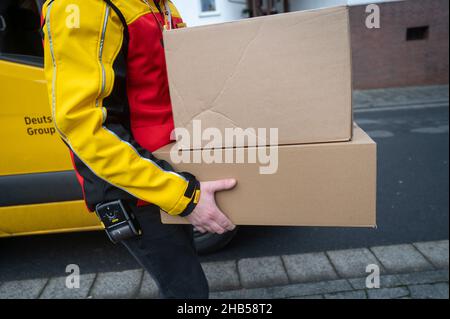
[{"xmin": 42, "ymin": 0, "xmax": 198, "ymax": 216}]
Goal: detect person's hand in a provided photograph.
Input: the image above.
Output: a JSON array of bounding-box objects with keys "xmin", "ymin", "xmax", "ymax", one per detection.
[{"xmin": 186, "ymin": 179, "xmax": 237, "ymax": 234}]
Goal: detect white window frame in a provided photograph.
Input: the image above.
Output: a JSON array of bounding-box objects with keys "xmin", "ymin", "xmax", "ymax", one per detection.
[{"xmin": 199, "ymin": 0, "xmax": 221, "ymax": 18}]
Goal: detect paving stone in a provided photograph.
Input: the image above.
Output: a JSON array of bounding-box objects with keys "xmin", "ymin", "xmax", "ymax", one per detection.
[
  {"xmin": 210, "ymin": 288, "xmax": 270, "ymax": 299},
  {"xmin": 327, "ymin": 248, "xmax": 383, "ymax": 278},
  {"xmin": 397, "ymin": 270, "xmax": 449, "ymax": 286},
  {"xmin": 0, "ymin": 278, "xmax": 48, "ymax": 299},
  {"xmin": 89, "ymin": 269, "xmax": 143, "ymax": 299},
  {"xmin": 349, "ymin": 274, "xmax": 401, "ymax": 290},
  {"xmin": 414, "ymin": 240, "xmax": 449, "ymax": 269},
  {"xmin": 40, "ymin": 273, "xmax": 96, "ymax": 299},
  {"xmin": 408, "ymin": 283, "xmax": 449, "ymax": 299},
  {"xmin": 137, "ymin": 271, "xmax": 159, "ymax": 299},
  {"xmin": 289, "ymin": 295, "xmax": 324, "ymax": 299},
  {"xmin": 202, "ymin": 261, "xmax": 240, "ymax": 292},
  {"xmin": 282, "ymin": 252, "xmax": 338, "ymax": 283},
  {"xmin": 367, "ymin": 287, "xmax": 410, "ymax": 299},
  {"xmin": 210, "ymin": 279, "xmax": 352, "ymax": 299},
  {"xmin": 324, "ymin": 290, "xmax": 367, "ymax": 299},
  {"xmin": 371, "ymin": 244, "xmax": 434, "ymax": 273},
  {"xmin": 266, "ymin": 279, "xmax": 352, "ymax": 298},
  {"xmin": 237, "ymin": 257, "xmax": 289, "ymax": 289}
]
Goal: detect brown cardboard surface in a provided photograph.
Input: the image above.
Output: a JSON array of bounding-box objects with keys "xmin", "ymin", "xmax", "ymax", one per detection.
[
  {"xmin": 164, "ymin": 6, "xmax": 353, "ymax": 150},
  {"xmin": 157, "ymin": 126, "xmax": 376, "ymax": 227}
]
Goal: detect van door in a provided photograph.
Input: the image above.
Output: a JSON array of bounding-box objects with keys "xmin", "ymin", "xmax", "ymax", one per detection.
[{"xmin": 0, "ymin": 0, "xmax": 99, "ymax": 237}]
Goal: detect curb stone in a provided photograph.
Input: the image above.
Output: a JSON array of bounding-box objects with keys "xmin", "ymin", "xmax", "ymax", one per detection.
[
  {"xmin": 137, "ymin": 271, "xmax": 159, "ymax": 299},
  {"xmin": 40, "ymin": 273, "xmax": 96, "ymax": 299},
  {"xmin": 88, "ymin": 269, "xmax": 143, "ymax": 299},
  {"xmin": 202, "ymin": 260, "xmax": 241, "ymax": 292},
  {"xmin": 237, "ymin": 256, "xmax": 289, "ymax": 289},
  {"xmin": 326, "ymin": 248, "xmax": 384, "ymax": 278},
  {"xmin": 282, "ymin": 252, "xmax": 339, "ymax": 283},
  {"xmin": 371, "ymin": 244, "xmax": 435, "ymax": 274},
  {"xmin": 353, "ymin": 85, "xmax": 449, "ymax": 109},
  {"xmin": 0, "ymin": 278, "xmax": 48, "ymax": 299},
  {"xmin": 413, "ymin": 240, "xmax": 449, "ymax": 269}
]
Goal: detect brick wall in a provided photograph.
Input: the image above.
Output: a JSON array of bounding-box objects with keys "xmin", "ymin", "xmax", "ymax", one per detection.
[{"xmin": 349, "ymin": 0, "xmax": 449, "ymax": 89}]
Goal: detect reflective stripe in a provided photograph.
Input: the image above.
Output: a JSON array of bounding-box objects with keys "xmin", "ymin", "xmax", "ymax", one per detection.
[
  {"xmin": 102, "ymin": 126, "xmax": 188, "ymax": 182},
  {"xmin": 101, "ymin": 107, "xmax": 107, "ymax": 123},
  {"xmin": 47, "ymin": 1, "xmax": 68, "ymax": 141},
  {"xmin": 63, "ymin": 138, "xmax": 147, "ymax": 208},
  {"xmin": 96, "ymin": 4, "xmax": 110, "ymax": 107}
]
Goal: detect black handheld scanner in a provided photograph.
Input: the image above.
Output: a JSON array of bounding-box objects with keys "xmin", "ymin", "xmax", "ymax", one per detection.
[{"xmin": 95, "ymin": 200, "xmax": 142, "ymax": 244}]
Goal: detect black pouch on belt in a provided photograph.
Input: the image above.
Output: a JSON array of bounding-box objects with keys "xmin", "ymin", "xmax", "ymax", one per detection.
[{"xmin": 95, "ymin": 200, "xmax": 142, "ymax": 244}]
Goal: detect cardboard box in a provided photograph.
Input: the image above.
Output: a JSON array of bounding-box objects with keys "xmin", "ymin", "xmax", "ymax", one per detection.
[
  {"xmin": 157, "ymin": 126, "xmax": 376, "ymax": 227},
  {"xmin": 164, "ymin": 6, "xmax": 353, "ymax": 150}
]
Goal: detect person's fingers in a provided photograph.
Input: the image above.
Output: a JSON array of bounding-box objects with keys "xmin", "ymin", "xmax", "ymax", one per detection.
[
  {"xmin": 225, "ymin": 222, "xmax": 236, "ymax": 231},
  {"xmin": 204, "ymin": 225, "xmax": 216, "ymax": 234},
  {"xmin": 194, "ymin": 226, "xmax": 207, "ymax": 233},
  {"xmin": 214, "ymin": 210, "xmax": 235, "ymax": 231},
  {"xmin": 197, "ymin": 218, "xmax": 215, "ymax": 234},
  {"xmin": 210, "ymin": 178, "xmax": 237, "ymax": 193},
  {"xmin": 204, "ymin": 219, "xmax": 226, "ymax": 234},
  {"xmin": 211, "ymin": 205, "xmax": 235, "ymax": 231}
]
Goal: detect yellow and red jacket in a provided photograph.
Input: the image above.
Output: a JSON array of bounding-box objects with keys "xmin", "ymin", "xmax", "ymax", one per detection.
[{"xmin": 42, "ymin": 0, "xmax": 199, "ymax": 216}]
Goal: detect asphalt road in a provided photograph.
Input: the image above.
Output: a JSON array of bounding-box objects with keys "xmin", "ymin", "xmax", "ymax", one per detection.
[{"xmin": 0, "ymin": 104, "xmax": 448, "ymax": 282}]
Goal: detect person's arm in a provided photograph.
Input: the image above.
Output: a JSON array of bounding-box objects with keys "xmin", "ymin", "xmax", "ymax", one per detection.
[{"xmin": 42, "ymin": 0, "xmax": 196, "ymax": 216}]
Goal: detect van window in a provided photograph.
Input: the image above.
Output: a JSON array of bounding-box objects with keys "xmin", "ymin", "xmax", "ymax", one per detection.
[{"xmin": 0, "ymin": 0, "xmax": 44, "ymax": 66}]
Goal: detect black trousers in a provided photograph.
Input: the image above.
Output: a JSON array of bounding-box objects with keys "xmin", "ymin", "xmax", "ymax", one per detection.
[{"xmin": 120, "ymin": 204, "xmax": 209, "ymax": 299}]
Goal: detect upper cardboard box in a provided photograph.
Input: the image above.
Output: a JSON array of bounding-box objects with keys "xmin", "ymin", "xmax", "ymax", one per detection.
[{"xmin": 164, "ymin": 6, "xmax": 353, "ymax": 150}]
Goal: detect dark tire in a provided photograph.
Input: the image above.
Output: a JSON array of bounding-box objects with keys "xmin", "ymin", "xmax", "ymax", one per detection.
[{"xmin": 193, "ymin": 227, "xmax": 238, "ymax": 255}]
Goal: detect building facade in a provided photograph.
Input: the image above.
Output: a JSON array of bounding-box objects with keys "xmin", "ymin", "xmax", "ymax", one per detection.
[
  {"xmin": 173, "ymin": 0, "xmax": 449, "ymax": 89},
  {"xmin": 172, "ymin": 0, "xmax": 246, "ymax": 27},
  {"xmin": 173, "ymin": 0, "xmax": 400, "ymax": 27},
  {"xmin": 349, "ymin": 0, "xmax": 449, "ymax": 89}
]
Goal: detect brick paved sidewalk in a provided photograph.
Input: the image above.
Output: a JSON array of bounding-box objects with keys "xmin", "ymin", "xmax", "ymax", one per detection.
[
  {"xmin": 353, "ymin": 85, "xmax": 449, "ymax": 109},
  {"xmin": 0, "ymin": 240, "xmax": 447, "ymax": 299}
]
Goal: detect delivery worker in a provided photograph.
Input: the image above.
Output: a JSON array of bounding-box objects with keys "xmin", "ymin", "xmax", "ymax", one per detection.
[{"xmin": 41, "ymin": 0, "xmax": 236, "ymax": 299}]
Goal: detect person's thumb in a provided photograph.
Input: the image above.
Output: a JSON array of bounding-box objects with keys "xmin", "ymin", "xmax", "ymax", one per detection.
[{"xmin": 210, "ymin": 178, "xmax": 237, "ymax": 192}]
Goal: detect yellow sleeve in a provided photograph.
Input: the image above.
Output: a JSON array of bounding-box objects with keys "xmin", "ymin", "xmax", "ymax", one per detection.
[{"xmin": 42, "ymin": 0, "xmax": 197, "ymax": 216}]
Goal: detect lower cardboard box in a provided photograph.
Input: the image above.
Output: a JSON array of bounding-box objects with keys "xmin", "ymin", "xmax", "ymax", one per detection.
[{"xmin": 155, "ymin": 125, "xmax": 377, "ymax": 227}]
